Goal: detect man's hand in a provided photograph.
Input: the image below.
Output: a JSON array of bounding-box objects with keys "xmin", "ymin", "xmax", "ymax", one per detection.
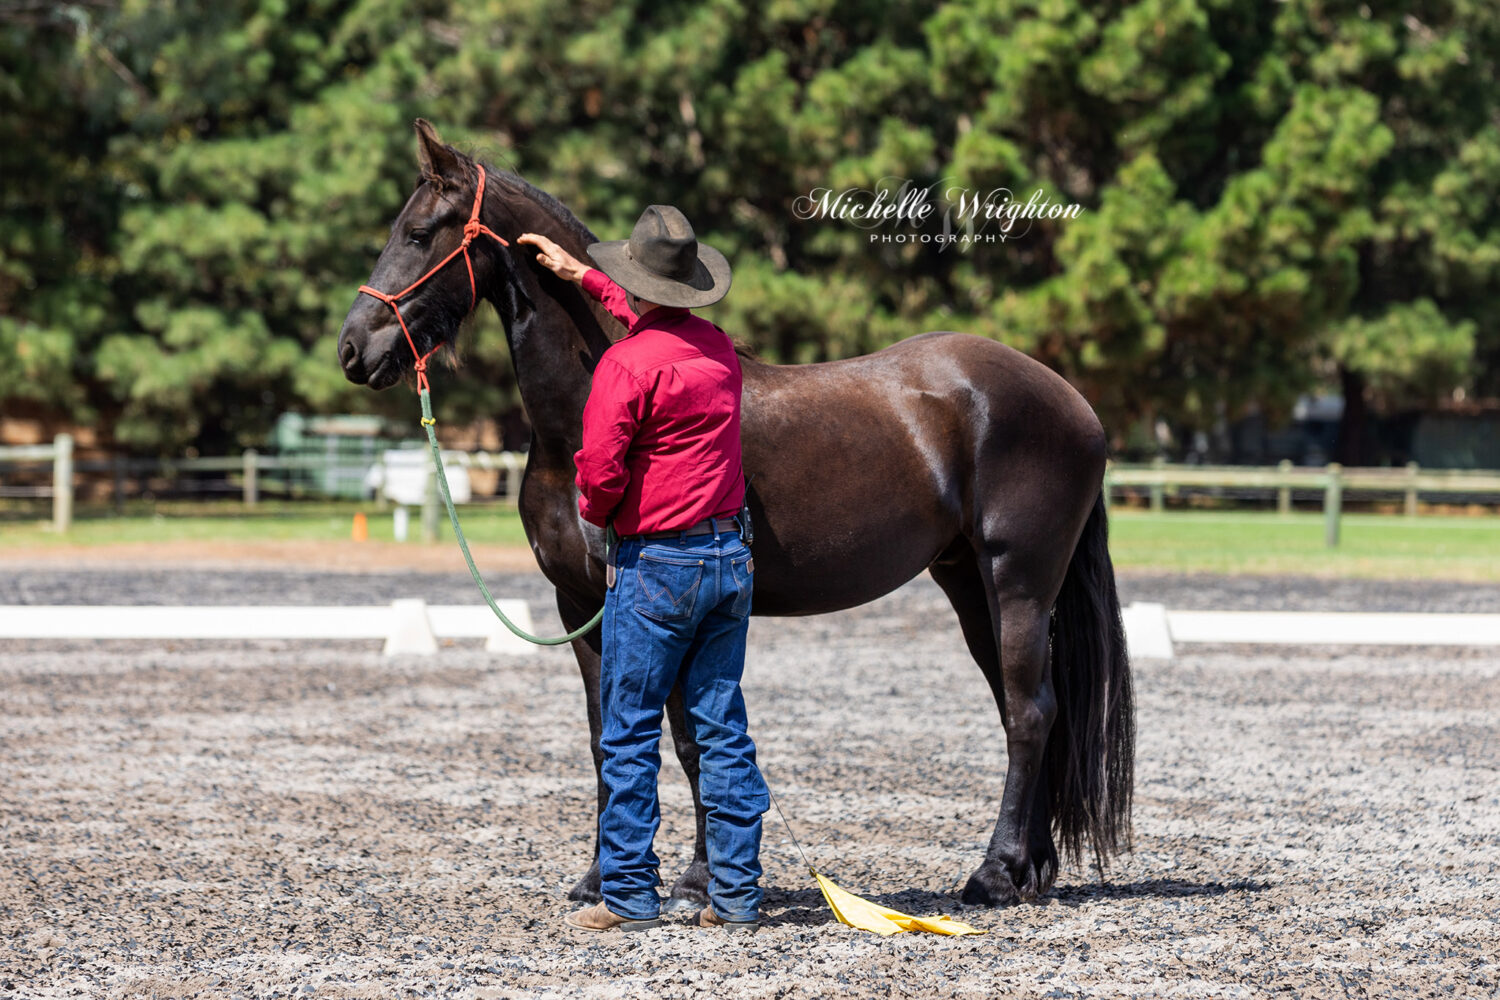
[{"xmin": 517, "ymin": 233, "xmax": 591, "ymax": 283}]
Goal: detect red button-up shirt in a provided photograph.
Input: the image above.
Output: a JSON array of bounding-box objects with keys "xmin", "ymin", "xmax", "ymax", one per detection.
[{"xmin": 573, "ymin": 267, "xmax": 745, "ymax": 534}]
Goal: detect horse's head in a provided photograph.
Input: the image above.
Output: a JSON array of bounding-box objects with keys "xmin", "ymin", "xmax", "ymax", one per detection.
[{"xmin": 338, "ymin": 120, "xmax": 509, "ymax": 390}]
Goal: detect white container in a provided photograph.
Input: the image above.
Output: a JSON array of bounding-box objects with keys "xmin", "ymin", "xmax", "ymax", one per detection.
[{"xmin": 366, "ymin": 449, "xmax": 472, "ymax": 506}]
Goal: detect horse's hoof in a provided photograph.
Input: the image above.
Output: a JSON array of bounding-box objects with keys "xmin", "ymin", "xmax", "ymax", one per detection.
[
  {"xmin": 666, "ymin": 859, "xmax": 711, "ymax": 910},
  {"xmin": 960, "ymin": 859, "xmax": 1042, "ymax": 907},
  {"xmin": 662, "ymin": 896, "xmax": 702, "ymax": 914},
  {"xmin": 567, "ymin": 866, "xmax": 602, "ymax": 904},
  {"xmin": 960, "ymin": 870, "xmax": 1020, "ymax": 907}
]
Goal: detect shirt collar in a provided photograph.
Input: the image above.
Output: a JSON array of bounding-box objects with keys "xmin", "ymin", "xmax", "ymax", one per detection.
[{"xmin": 626, "ymin": 305, "xmax": 691, "ymax": 337}]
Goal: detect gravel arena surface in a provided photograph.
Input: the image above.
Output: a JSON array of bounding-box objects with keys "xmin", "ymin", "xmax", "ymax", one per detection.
[{"xmin": 1, "ymin": 566, "xmax": 1498, "ymax": 999}]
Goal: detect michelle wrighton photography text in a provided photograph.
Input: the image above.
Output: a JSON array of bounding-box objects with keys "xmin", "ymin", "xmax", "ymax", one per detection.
[{"xmin": 791, "ymin": 179, "xmax": 1085, "ymax": 248}]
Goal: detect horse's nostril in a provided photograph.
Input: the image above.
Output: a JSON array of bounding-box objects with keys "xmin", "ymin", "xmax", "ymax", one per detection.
[{"xmin": 340, "ymin": 341, "xmax": 358, "ymax": 369}]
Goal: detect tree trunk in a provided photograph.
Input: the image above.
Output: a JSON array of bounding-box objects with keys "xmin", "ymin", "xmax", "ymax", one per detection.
[{"xmin": 1336, "ymin": 365, "xmax": 1372, "ymax": 467}]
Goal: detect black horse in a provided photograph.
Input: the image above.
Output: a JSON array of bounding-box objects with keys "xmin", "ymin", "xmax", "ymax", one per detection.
[{"xmin": 338, "ymin": 121, "xmax": 1133, "ymax": 908}]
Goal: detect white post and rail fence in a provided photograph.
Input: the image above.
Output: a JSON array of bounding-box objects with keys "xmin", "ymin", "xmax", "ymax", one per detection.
[
  {"xmin": 1103, "ymin": 461, "xmax": 1500, "ymax": 547},
  {"xmin": 0, "ymin": 434, "xmax": 73, "ymax": 533},
  {"xmin": 0, "ymin": 442, "xmax": 527, "ymax": 542},
  {"xmin": 4, "ymin": 441, "xmax": 1498, "ymax": 548}
]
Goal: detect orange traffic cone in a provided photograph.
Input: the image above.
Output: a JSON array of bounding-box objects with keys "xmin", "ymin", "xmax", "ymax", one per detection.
[{"xmin": 352, "ymin": 511, "xmax": 369, "ymax": 542}]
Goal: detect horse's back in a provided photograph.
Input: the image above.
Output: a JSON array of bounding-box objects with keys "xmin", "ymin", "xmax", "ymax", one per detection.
[{"xmin": 741, "ymin": 331, "xmax": 1104, "ymax": 461}]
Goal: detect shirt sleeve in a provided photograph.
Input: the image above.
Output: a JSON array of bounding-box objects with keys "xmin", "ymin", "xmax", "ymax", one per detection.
[
  {"xmin": 580, "ymin": 267, "xmax": 639, "ymax": 330},
  {"xmin": 573, "ymin": 355, "xmax": 646, "ymax": 526}
]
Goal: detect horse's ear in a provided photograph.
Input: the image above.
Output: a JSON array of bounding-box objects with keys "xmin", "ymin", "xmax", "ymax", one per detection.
[{"xmin": 414, "ymin": 118, "xmax": 463, "ymax": 186}]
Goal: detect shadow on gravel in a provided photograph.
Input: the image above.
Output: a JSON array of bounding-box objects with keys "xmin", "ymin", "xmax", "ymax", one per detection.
[
  {"xmin": 760, "ymin": 878, "xmax": 1271, "ymax": 926},
  {"xmin": 762, "ymin": 885, "xmax": 981, "ymax": 929},
  {"xmin": 1053, "ymin": 877, "xmax": 1271, "ymax": 905}
]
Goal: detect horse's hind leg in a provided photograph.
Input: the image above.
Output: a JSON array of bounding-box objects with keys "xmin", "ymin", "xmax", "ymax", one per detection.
[
  {"xmin": 930, "ymin": 550, "xmax": 1059, "ymax": 905},
  {"xmin": 662, "ymin": 687, "xmax": 711, "ymax": 910}
]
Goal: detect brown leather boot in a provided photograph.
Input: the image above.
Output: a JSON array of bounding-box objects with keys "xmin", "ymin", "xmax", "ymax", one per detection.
[
  {"xmin": 695, "ymin": 907, "xmax": 759, "ymax": 934},
  {"xmin": 563, "ymin": 901, "xmax": 661, "ymax": 932}
]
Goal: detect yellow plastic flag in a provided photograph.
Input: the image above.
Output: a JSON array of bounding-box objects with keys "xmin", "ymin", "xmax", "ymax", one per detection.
[{"xmin": 812, "ymin": 869, "xmax": 986, "ymax": 936}]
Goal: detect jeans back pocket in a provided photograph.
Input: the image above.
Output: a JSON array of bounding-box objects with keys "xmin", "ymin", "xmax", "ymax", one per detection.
[{"xmin": 634, "ymin": 550, "xmax": 704, "ymax": 623}]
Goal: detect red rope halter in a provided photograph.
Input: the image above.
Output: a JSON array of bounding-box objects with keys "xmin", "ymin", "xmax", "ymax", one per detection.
[{"xmin": 357, "ymin": 164, "xmax": 509, "ymax": 393}]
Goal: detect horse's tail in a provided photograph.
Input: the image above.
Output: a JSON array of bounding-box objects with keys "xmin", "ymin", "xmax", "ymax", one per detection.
[{"xmin": 1046, "ymin": 492, "xmax": 1134, "ymax": 868}]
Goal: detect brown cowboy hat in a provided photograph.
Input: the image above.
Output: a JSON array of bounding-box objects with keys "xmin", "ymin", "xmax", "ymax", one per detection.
[{"xmin": 586, "ymin": 205, "xmax": 731, "ymax": 309}]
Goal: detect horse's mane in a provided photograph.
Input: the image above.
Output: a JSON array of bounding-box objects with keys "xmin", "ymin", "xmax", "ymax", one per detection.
[
  {"xmin": 483, "ymin": 161, "xmax": 600, "ymax": 249},
  {"xmin": 480, "ymin": 158, "xmax": 762, "ymax": 362}
]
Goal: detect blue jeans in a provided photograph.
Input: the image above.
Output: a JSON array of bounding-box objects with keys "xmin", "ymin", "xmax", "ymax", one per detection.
[{"xmin": 598, "ymin": 527, "xmax": 768, "ymax": 922}]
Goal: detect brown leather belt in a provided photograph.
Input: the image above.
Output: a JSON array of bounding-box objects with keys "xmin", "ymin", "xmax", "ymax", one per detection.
[{"xmin": 626, "ymin": 515, "xmax": 743, "ymax": 542}]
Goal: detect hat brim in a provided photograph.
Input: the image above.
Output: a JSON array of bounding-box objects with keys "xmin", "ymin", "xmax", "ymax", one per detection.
[{"xmin": 586, "ymin": 240, "xmax": 732, "ymax": 309}]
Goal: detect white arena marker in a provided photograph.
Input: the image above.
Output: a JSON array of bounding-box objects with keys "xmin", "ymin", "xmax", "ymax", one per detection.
[
  {"xmin": 383, "ymin": 599, "xmax": 438, "ymax": 656},
  {"xmin": 1122, "ymin": 602, "xmax": 1175, "ymax": 660},
  {"xmin": 423, "ymin": 602, "xmax": 539, "ymax": 654},
  {"xmin": 0, "ymin": 600, "xmax": 542, "ymax": 654},
  {"xmin": 0, "ymin": 605, "xmax": 392, "ymax": 639},
  {"xmin": 1166, "ymin": 611, "xmax": 1500, "ymax": 646},
  {"xmin": 3, "ymin": 604, "xmax": 1496, "ymax": 654},
  {"xmin": 484, "ymin": 602, "xmax": 538, "ymax": 655}
]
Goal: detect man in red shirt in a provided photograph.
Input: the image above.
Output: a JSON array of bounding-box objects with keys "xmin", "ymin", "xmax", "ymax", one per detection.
[{"xmin": 519, "ymin": 207, "xmax": 766, "ymax": 934}]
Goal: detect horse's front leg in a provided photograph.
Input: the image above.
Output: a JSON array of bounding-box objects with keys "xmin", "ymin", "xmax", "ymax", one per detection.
[
  {"xmin": 558, "ymin": 589, "xmax": 605, "ymax": 903},
  {"xmin": 662, "ymin": 688, "xmax": 711, "ymax": 911}
]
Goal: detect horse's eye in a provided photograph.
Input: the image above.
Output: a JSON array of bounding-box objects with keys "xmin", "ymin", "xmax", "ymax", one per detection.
[{"xmin": 408, "ymin": 229, "xmax": 429, "ymax": 247}]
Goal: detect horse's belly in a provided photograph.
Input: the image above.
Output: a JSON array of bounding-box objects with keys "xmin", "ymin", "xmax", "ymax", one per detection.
[{"xmin": 745, "ymin": 527, "xmax": 949, "ymax": 616}]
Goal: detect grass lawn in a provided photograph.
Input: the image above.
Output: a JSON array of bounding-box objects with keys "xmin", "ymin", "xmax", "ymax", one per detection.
[
  {"xmin": 1107, "ymin": 510, "xmax": 1500, "ymax": 581},
  {"xmin": 0, "ymin": 501, "xmax": 532, "ymax": 549},
  {"xmin": 2, "ymin": 502, "xmax": 1496, "ymax": 580}
]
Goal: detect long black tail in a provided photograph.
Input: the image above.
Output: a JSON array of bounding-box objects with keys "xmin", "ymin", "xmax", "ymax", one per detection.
[{"xmin": 1046, "ymin": 492, "xmax": 1134, "ymax": 867}]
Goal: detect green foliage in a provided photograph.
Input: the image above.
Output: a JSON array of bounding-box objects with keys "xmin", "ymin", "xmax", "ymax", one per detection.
[
  {"xmin": 3, "ymin": 0, "xmax": 1498, "ymax": 454},
  {"xmin": 1329, "ymin": 300, "xmax": 1474, "ymax": 406}
]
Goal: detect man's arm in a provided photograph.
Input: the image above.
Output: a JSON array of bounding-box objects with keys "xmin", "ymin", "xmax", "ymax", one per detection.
[
  {"xmin": 579, "ymin": 268, "xmax": 639, "ymax": 329},
  {"xmin": 517, "ymin": 232, "xmax": 638, "ymax": 328},
  {"xmin": 573, "ymin": 356, "xmax": 645, "ymax": 526}
]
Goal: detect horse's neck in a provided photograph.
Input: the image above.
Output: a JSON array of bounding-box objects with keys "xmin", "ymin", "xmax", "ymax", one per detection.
[{"xmin": 483, "ymin": 219, "xmax": 613, "ymax": 461}]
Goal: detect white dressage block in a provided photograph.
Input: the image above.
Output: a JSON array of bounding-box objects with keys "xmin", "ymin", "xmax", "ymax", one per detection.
[{"xmin": 0, "ymin": 601, "xmax": 1494, "ymax": 660}]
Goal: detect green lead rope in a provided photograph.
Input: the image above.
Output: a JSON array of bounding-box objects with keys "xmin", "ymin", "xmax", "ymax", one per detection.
[{"xmin": 420, "ymin": 388, "xmax": 607, "ymax": 645}]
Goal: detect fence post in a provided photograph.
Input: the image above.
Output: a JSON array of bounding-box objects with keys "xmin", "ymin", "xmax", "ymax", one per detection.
[
  {"xmin": 373, "ymin": 456, "xmax": 389, "ymax": 511},
  {"xmin": 112, "ymin": 453, "xmax": 126, "ymax": 515},
  {"xmin": 1149, "ymin": 455, "xmax": 1165, "ymax": 513},
  {"xmin": 1323, "ymin": 463, "xmax": 1342, "ymax": 548},
  {"xmin": 1404, "ymin": 461, "xmax": 1419, "ymax": 517},
  {"xmin": 1101, "ymin": 465, "xmax": 1112, "ymax": 512},
  {"xmin": 52, "ymin": 434, "xmax": 73, "ymax": 534},
  {"xmin": 1277, "ymin": 459, "xmax": 1293, "ymax": 515},
  {"xmin": 421, "ymin": 451, "xmax": 440, "ymax": 543},
  {"xmin": 243, "ymin": 449, "xmax": 259, "ymax": 506},
  {"xmin": 504, "ymin": 453, "xmax": 525, "ymax": 507}
]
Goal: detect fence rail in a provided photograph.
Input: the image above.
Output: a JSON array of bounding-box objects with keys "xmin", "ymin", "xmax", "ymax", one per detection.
[
  {"xmin": 152, "ymin": 450, "xmax": 528, "ymax": 508},
  {"xmin": 0, "ymin": 442, "xmax": 530, "ymax": 542},
  {"xmin": 6, "ymin": 442, "xmax": 1498, "ymax": 547},
  {"xmin": 1105, "ymin": 460, "xmax": 1500, "ymax": 547}
]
